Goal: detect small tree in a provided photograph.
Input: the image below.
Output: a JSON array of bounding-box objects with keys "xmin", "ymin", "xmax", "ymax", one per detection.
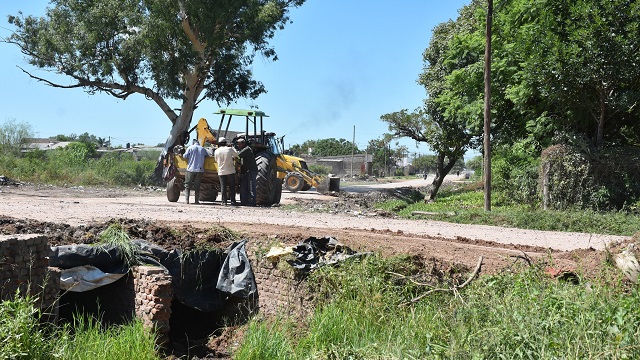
[
  {"xmin": 0, "ymin": 118, "xmax": 33, "ymax": 155},
  {"xmin": 381, "ymin": 108, "xmax": 471, "ymax": 200}
]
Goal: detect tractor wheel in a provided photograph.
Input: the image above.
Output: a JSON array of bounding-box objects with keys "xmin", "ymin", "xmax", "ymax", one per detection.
[
  {"xmin": 200, "ymin": 185, "xmax": 218, "ymax": 202},
  {"xmin": 273, "ymin": 178, "xmax": 283, "ymax": 204},
  {"xmin": 166, "ymin": 177, "xmax": 181, "ymax": 202},
  {"xmin": 255, "ymin": 151, "xmax": 279, "ymax": 205},
  {"xmin": 284, "ymin": 172, "xmax": 304, "ymax": 192},
  {"xmin": 301, "ymin": 182, "xmax": 312, "ymax": 191}
]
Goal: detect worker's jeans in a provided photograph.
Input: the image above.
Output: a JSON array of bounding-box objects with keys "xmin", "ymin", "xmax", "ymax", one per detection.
[
  {"xmin": 219, "ymin": 173, "xmax": 236, "ymax": 204},
  {"xmin": 240, "ymin": 170, "xmax": 257, "ymax": 206},
  {"xmin": 185, "ymin": 171, "xmax": 203, "ymax": 192}
]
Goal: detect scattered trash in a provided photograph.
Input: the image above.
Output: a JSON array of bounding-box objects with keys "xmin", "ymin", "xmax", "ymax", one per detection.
[
  {"xmin": 0, "ymin": 175, "xmax": 20, "ymax": 186},
  {"xmin": 276, "ymin": 236, "xmax": 372, "ymax": 274},
  {"xmin": 216, "ymin": 240, "xmax": 257, "ymax": 299},
  {"xmin": 60, "ymin": 265, "xmax": 126, "ymax": 292},
  {"xmin": 265, "ymin": 246, "xmax": 294, "ymax": 262},
  {"xmin": 544, "ymin": 267, "xmax": 580, "ymax": 284},
  {"xmin": 50, "ymin": 238, "xmax": 255, "ymax": 312},
  {"xmin": 614, "ymin": 243, "xmax": 640, "ymax": 283}
]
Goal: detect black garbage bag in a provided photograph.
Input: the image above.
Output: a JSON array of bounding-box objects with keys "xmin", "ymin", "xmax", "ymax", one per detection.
[
  {"xmin": 50, "ymin": 244, "xmax": 129, "ymax": 274},
  {"xmin": 216, "ymin": 240, "xmax": 257, "ymax": 299}
]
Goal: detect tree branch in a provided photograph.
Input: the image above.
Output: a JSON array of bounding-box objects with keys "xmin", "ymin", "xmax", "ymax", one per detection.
[
  {"xmin": 399, "ymin": 256, "xmax": 483, "ymax": 306},
  {"xmin": 178, "ymin": 1, "xmax": 206, "ymax": 55},
  {"xmin": 18, "ymin": 66, "xmax": 178, "ymax": 124}
]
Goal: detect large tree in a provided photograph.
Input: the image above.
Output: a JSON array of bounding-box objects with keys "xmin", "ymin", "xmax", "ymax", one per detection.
[
  {"xmin": 504, "ymin": 0, "xmax": 640, "ymax": 148},
  {"xmin": 3, "ymin": 0, "xmax": 305, "ymax": 167}
]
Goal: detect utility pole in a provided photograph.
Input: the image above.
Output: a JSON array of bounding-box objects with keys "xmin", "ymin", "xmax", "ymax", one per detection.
[
  {"xmin": 351, "ymin": 125, "xmax": 355, "ymax": 176},
  {"xmin": 384, "ymin": 143, "xmax": 387, "ymax": 178},
  {"xmin": 483, "ymin": 0, "xmax": 493, "ymax": 211}
]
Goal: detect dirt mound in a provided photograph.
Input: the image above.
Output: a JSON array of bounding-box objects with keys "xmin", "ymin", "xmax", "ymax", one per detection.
[
  {"xmin": 289, "ymin": 187, "xmax": 423, "ymax": 215},
  {"xmin": 0, "ymin": 216, "xmax": 234, "ymax": 251}
]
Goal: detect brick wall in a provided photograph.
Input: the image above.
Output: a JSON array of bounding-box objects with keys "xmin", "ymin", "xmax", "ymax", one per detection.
[
  {"xmin": 131, "ymin": 266, "xmax": 173, "ymax": 346},
  {"xmin": 0, "ymin": 234, "xmax": 59, "ymax": 320},
  {"xmin": 250, "ymin": 255, "xmax": 313, "ymax": 319}
]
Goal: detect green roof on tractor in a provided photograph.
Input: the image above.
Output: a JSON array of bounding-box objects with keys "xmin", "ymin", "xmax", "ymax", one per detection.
[{"xmin": 214, "ymin": 109, "xmax": 268, "ymax": 117}]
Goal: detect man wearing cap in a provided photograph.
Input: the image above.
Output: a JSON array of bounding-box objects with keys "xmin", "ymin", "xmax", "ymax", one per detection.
[
  {"xmin": 214, "ymin": 137, "xmax": 238, "ymax": 205},
  {"xmin": 182, "ymin": 138, "xmax": 208, "ymax": 204},
  {"xmin": 236, "ymin": 138, "xmax": 258, "ymax": 206}
]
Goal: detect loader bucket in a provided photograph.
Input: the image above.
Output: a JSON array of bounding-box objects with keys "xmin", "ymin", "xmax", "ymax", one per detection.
[
  {"xmin": 329, "ymin": 176, "xmax": 340, "ymax": 192},
  {"xmin": 316, "ymin": 175, "xmax": 340, "ymax": 194}
]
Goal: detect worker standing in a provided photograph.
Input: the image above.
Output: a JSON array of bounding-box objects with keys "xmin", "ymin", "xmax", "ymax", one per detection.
[
  {"xmin": 214, "ymin": 137, "xmax": 238, "ymax": 206},
  {"xmin": 236, "ymin": 138, "xmax": 258, "ymax": 206},
  {"xmin": 182, "ymin": 139, "xmax": 208, "ymax": 204}
]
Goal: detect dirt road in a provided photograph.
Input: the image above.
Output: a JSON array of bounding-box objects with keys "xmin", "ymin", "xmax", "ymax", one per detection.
[{"xmin": 0, "ymin": 179, "xmax": 630, "ymax": 274}]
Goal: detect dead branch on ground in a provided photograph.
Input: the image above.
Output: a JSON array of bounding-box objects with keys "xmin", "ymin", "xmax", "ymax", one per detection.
[{"xmin": 398, "ymin": 256, "xmax": 483, "ymax": 307}]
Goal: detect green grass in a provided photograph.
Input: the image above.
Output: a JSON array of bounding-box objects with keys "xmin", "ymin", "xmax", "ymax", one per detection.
[
  {"xmin": 0, "ymin": 295, "xmax": 160, "ymax": 360},
  {"xmin": 61, "ymin": 316, "xmax": 159, "ymax": 360},
  {"xmin": 377, "ymin": 187, "xmax": 640, "ymax": 236},
  {"xmin": 235, "ymin": 255, "xmax": 640, "ymax": 359}
]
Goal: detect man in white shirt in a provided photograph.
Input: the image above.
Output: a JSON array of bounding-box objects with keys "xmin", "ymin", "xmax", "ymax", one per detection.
[{"xmin": 214, "ymin": 137, "xmax": 238, "ymax": 205}]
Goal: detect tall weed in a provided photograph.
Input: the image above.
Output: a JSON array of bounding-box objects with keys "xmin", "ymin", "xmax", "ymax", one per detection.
[{"xmin": 0, "ymin": 148, "xmax": 158, "ymax": 186}]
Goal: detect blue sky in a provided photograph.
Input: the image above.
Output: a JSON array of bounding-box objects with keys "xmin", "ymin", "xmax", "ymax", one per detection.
[{"xmin": 1, "ymin": 1, "xmax": 470, "ymax": 157}]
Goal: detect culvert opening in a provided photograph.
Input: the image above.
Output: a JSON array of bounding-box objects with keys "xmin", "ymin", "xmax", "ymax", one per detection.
[
  {"xmin": 2, "ymin": 217, "xmax": 263, "ymax": 357},
  {"xmin": 57, "ymin": 275, "xmax": 134, "ymax": 326}
]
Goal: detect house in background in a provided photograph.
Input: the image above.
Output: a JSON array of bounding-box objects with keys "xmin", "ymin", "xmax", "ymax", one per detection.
[{"xmin": 21, "ymin": 138, "xmax": 72, "ymax": 152}]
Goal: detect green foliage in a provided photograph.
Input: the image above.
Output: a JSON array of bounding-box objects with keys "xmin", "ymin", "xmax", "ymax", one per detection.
[
  {"xmin": 413, "ymin": 154, "xmax": 438, "ymax": 174},
  {"xmin": 365, "ymin": 136, "xmax": 393, "ymax": 175},
  {"xmin": 492, "ymin": 141, "xmax": 541, "ymax": 206},
  {"xmin": 53, "ymin": 132, "xmax": 110, "ymax": 148},
  {"xmin": 6, "ymin": 0, "xmax": 306, "ymax": 152},
  {"xmin": 61, "ymin": 316, "xmax": 159, "ymax": 360},
  {"xmin": 0, "ymin": 294, "xmax": 53, "ymax": 359},
  {"xmin": 465, "ymin": 154, "xmax": 482, "ymax": 175},
  {"xmin": 234, "ymin": 317, "xmax": 295, "ymax": 360},
  {"xmin": 0, "ymin": 295, "xmax": 158, "ymax": 360},
  {"xmin": 98, "ymin": 223, "xmax": 140, "ymax": 267},
  {"xmin": 238, "ymin": 255, "xmax": 640, "ymax": 359},
  {"xmin": 0, "ymin": 118, "xmax": 33, "ymax": 155}
]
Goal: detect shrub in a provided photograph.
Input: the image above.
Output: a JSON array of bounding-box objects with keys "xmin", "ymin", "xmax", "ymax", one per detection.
[{"xmin": 541, "ymin": 144, "xmax": 640, "ymax": 211}]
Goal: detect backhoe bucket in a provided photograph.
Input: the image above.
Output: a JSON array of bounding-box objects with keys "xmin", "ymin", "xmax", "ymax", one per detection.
[
  {"xmin": 315, "ymin": 175, "xmax": 340, "ymax": 194},
  {"xmin": 329, "ymin": 176, "xmax": 340, "ymax": 192}
]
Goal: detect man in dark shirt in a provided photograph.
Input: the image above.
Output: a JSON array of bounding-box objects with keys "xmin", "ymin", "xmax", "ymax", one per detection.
[{"xmin": 236, "ymin": 138, "xmax": 258, "ymax": 206}]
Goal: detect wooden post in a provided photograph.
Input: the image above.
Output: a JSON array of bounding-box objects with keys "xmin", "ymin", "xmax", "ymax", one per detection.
[{"xmin": 483, "ymin": 0, "xmax": 493, "ymax": 212}]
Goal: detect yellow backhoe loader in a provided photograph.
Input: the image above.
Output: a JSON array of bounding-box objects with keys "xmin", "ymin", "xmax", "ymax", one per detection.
[{"xmin": 162, "ymin": 109, "xmax": 282, "ymax": 205}]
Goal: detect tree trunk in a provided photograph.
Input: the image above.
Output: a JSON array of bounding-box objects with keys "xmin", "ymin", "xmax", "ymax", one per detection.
[
  {"xmin": 596, "ymin": 86, "xmax": 606, "ymax": 148},
  {"xmin": 153, "ymin": 70, "xmax": 204, "ymax": 181},
  {"xmin": 428, "ymin": 154, "xmax": 458, "ymax": 201}
]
